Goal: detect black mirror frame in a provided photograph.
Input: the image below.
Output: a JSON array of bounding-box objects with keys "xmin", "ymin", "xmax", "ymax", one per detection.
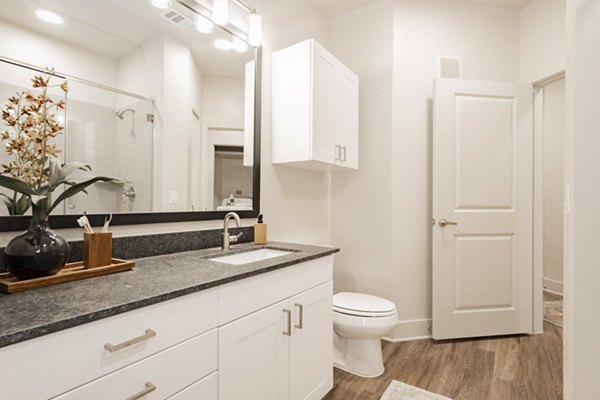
[{"xmin": 0, "ymin": 47, "xmax": 262, "ymax": 231}]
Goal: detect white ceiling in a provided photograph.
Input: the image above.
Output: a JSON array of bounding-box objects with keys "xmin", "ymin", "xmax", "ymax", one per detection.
[
  {"xmin": 308, "ymin": 0, "xmax": 534, "ymax": 18},
  {"xmin": 1, "ymin": 0, "xmax": 253, "ymax": 79}
]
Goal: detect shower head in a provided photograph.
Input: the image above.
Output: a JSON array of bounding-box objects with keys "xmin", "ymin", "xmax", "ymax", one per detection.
[{"xmin": 115, "ymin": 108, "xmax": 135, "ymax": 119}]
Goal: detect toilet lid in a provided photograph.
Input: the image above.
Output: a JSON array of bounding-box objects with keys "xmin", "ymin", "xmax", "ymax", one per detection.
[{"xmin": 333, "ymin": 292, "xmax": 396, "ymax": 316}]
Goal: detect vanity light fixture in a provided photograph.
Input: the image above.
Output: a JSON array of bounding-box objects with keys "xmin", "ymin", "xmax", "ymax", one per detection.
[
  {"xmin": 212, "ymin": 0, "xmax": 229, "ymax": 26},
  {"xmin": 247, "ymin": 13, "xmax": 262, "ymax": 46},
  {"xmin": 232, "ymin": 37, "xmax": 248, "ymax": 52},
  {"xmin": 150, "ymin": 0, "xmax": 172, "ymax": 9},
  {"xmin": 194, "ymin": 14, "xmax": 214, "ymax": 33},
  {"xmin": 35, "ymin": 10, "xmax": 64, "ymax": 24},
  {"xmin": 214, "ymin": 39, "xmax": 233, "ymax": 50}
]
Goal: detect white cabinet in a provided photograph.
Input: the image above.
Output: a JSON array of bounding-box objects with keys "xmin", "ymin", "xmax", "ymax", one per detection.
[
  {"xmin": 219, "ymin": 299, "xmax": 290, "ymax": 400},
  {"xmin": 290, "ymin": 283, "xmax": 333, "ymax": 400},
  {"xmin": 218, "ymin": 256, "xmax": 333, "ymax": 400},
  {"xmin": 1, "ymin": 255, "xmax": 334, "ymax": 400},
  {"xmin": 273, "ymin": 39, "xmax": 359, "ymax": 171},
  {"xmin": 0, "ymin": 288, "xmax": 218, "ymax": 400}
]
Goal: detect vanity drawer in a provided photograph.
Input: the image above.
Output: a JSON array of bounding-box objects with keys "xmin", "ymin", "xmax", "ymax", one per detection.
[
  {"xmin": 53, "ymin": 329, "xmax": 217, "ymax": 400},
  {"xmin": 167, "ymin": 371, "xmax": 218, "ymax": 400},
  {"xmin": 1, "ymin": 288, "xmax": 217, "ymax": 400},
  {"xmin": 218, "ymin": 255, "xmax": 333, "ymax": 325}
]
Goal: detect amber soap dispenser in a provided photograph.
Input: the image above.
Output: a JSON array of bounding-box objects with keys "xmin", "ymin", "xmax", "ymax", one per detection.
[{"xmin": 254, "ymin": 214, "xmax": 267, "ymax": 245}]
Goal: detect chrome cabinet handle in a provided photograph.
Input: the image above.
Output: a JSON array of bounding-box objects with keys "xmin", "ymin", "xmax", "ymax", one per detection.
[
  {"xmin": 294, "ymin": 303, "xmax": 303, "ymax": 329},
  {"xmin": 126, "ymin": 382, "xmax": 156, "ymax": 400},
  {"xmin": 104, "ymin": 329, "xmax": 156, "ymax": 353},
  {"xmin": 439, "ymin": 219, "xmax": 458, "ymax": 227},
  {"xmin": 283, "ymin": 309, "xmax": 292, "ymax": 336},
  {"xmin": 341, "ymin": 146, "xmax": 347, "ymax": 162},
  {"xmin": 334, "ymin": 145, "xmax": 341, "ymax": 161}
]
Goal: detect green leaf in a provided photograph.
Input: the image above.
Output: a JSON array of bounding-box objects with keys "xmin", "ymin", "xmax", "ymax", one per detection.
[
  {"xmin": 15, "ymin": 193, "xmax": 31, "ymax": 215},
  {"xmin": 0, "ymin": 175, "xmax": 39, "ymax": 196},
  {"xmin": 47, "ymin": 158, "xmax": 91, "ymax": 191},
  {"xmin": 47, "ymin": 176, "xmax": 122, "ymax": 215},
  {"xmin": 0, "ymin": 193, "xmax": 14, "ymax": 212}
]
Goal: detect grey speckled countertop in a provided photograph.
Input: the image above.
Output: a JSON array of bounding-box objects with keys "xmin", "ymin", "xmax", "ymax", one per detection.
[{"xmin": 0, "ymin": 242, "xmax": 338, "ymax": 348}]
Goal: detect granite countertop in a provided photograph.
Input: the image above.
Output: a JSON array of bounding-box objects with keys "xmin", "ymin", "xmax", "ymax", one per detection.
[{"xmin": 0, "ymin": 242, "xmax": 339, "ymax": 348}]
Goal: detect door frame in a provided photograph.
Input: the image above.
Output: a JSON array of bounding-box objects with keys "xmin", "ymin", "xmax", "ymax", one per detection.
[{"xmin": 532, "ymin": 70, "xmax": 566, "ymax": 334}]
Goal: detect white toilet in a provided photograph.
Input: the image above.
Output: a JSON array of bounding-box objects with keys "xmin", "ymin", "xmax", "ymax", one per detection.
[{"xmin": 332, "ymin": 292, "xmax": 398, "ymax": 377}]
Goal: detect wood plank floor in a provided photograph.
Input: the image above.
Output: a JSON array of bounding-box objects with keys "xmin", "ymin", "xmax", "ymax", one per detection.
[{"xmin": 324, "ymin": 321, "xmax": 562, "ymax": 400}]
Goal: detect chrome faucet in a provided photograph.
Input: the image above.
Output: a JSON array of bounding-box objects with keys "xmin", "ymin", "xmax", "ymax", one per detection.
[{"xmin": 222, "ymin": 212, "xmax": 243, "ymax": 250}]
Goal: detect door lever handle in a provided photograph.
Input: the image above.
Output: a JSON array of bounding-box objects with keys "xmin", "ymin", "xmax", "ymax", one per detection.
[{"xmin": 439, "ymin": 219, "xmax": 458, "ymax": 227}]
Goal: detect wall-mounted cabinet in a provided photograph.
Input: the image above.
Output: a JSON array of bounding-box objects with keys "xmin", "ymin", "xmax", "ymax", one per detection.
[{"xmin": 273, "ymin": 39, "xmax": 359, "ymax": 171}]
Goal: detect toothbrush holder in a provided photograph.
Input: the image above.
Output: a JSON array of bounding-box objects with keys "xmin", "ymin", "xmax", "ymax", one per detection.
[{"xmin": 83, "ymin": 232, "xmax": 113, "ymax": 269}]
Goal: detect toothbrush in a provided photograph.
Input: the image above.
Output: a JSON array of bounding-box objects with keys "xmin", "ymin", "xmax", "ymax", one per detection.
[
  {"xmin": 102, "ymin": 213, "xmax": 112, "ymax": 233},
  {"xmin": 78, "ymin": 215, "xmax": 94, "ymax": 234}
]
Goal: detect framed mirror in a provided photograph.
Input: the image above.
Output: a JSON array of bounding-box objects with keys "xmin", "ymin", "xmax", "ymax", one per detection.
[{"xmin": 0, "ymin": 0, "xmax": 261, "ymax": 231}]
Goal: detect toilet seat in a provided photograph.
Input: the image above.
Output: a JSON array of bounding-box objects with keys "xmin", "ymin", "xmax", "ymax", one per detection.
[{"xmin": 333, "ymin": 292, "xmax": 396, "ymax": 318}]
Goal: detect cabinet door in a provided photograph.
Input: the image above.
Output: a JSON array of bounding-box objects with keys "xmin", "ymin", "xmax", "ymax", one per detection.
[
  {"xmin": 219, "ymin": 299, "xmax": 290, "ymax": 400},
  {"xmin": 312, "ymin": 45, "xmax": 339, "ymax": 165},
  {"xmin": 337, "ymin": 69, "xmax": 359, "ymax": 169},
  {"xmin": 290, "ymin": 282, "xmax": 333, "ymax": 400}
]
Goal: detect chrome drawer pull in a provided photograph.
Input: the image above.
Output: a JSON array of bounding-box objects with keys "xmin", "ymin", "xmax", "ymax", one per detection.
[
  {"xmin": 294, "ymin": 303, "xmax": 304, "ymax": 329},
  {"xmin": 126, "ymin": 382, "xmax": 156, "ymax": 400},
  {"xmin": 283, "ymin": 309, "xmax": 292, "ymax": 336},
  {"xmin": 104, "ymin": 329, "xmax": 156, "ymax": 353}
]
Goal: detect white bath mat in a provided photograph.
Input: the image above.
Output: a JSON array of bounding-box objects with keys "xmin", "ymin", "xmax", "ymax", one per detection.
[{"xmin": 380, "ymin": 380, "xmax": 452, "ymax": 400}]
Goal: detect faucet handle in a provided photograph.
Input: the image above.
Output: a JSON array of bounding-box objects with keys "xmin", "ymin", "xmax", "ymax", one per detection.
[{"xmin": 230, "ymin": 232, "xmax": 244, "ymax": 244}]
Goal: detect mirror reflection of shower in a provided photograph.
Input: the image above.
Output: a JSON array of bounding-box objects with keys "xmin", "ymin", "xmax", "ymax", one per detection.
[{"xmin": 115, "ymin": 107, "xmax": 135, "ymax": 136}]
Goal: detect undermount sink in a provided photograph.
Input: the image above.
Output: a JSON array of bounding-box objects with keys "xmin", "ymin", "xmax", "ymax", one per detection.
[{"xmin": 209, "ymin": 248, "xmax": 293, "ymax": 265}]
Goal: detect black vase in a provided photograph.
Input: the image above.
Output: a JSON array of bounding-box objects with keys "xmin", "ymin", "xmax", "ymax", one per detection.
[{"xmin": 4, "ymin": 219, "xmax": 70, "ymax": 280}]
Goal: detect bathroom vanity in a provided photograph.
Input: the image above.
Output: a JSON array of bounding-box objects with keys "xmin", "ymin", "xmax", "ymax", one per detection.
[{"xmin": 0, "ymin": 242, "xmax": 338, "ymax": 400}]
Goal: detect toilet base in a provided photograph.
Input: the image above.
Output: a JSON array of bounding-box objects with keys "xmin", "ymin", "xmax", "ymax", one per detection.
[{"xmin": 333, "ymin": 333, "xmax": 385, "ymax": 378}]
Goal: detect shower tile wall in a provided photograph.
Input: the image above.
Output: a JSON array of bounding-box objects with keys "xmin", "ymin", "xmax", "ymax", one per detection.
[
  {"xmin": 114, "ymin": 99, "xmax": 153, "ymax": 213},
  {"xmin": 0, "ymin": 79, "xmax": 153, "ymax": 217}
]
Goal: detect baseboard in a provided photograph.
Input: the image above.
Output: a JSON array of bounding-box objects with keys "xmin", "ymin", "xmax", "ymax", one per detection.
[
  {"xmin": 543, "ymin": 277, "xmax": 563, "ymax": 296},
  {"xmin": 382, "ymin": 318, "xmax": 432, "ymax": 342}
]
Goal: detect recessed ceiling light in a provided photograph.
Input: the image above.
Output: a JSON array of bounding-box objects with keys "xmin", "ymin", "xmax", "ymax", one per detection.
[
  {"xmin": 232, "ymin": 38, "xmax": 248, "ymax": 53},
  {"xmin": 35, "ymin": 10, "xmax": 64, "ymax": 25},
  {"xmin": 214, "ymin": 39, "xmax": 232, "ymax": 51},
  {"xmin": 150, "ymin": 0, "xmax": 172, "ymax": 9}
]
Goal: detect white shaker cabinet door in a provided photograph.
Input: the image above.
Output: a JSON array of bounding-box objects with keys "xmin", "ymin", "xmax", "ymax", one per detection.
[
  {"xmin": 290, "ymin": 281, "xmax": 334, "ymax": 400},
  {"xmin": 218, "ymin": 299, "xmax": 290, "ymax": 400}
]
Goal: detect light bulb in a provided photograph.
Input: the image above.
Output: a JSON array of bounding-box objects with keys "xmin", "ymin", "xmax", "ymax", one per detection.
[
  {"xmin": 232, "ymin": 37, "xmax": 248, "ymax": 53},
  {"xmin": 214, "ymin": 39, "xmax": 232, "ymax": 50},
  {"xmin": 194, "ymin": 14, "xmax": 214, "ymax": 33},
  {"xmin": 247, "ymin": 13, "xmax": 262, "ymax": 47},
  {"xmin": 212, "ymin": 0, "xmax": 229, "ymax": 26},
  {"xmin": 150, "ymin": 0, "xmax": 172, "ymax": 9}
]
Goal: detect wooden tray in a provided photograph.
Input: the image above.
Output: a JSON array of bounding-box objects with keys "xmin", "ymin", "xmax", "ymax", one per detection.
[{"xmin": 0, "ymin": 258, "xmax": 135, "ymax": 294}]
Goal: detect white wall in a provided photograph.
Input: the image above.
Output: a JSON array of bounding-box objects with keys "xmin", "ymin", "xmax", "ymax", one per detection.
[
  {"xmin": 257, "ymin": 0, "xmax": 333, "ymax": 245},
  {"xmin": 520, "ymin": 0, "xmax": 566, "ymax": 83},
  {"xmin": 329, "ymin": 0, "xmax": 395, "ymax": 303},
  {"xmin": 0, "ymin": 18, "xmax": 118, "ymax": 107},
  {"xmin": 202, "ymin": 78, "xmax": 245, "ymax": 129},
  {"xmin": 542, "ymin": 77, "xmax": 565, "ymax": 294},
  {"xmin": 330, "ymin": 0, "xmax": 521, "ymax": 339},
  {"xmin": 564, "ymin": 0, "xmax": 600, "ymax": 397}
]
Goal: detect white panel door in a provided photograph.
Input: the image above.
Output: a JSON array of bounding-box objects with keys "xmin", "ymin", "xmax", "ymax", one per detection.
[
  {"xmin": 290, "ymin": 282, "xmax": 333, "ymax": 400},
  {"xmin": 433, "ymin": 78, "xmax": 533, "ymax": 340},
  {"xmin": 219, "ymin": 299, "xmax": 290, "ymax": 400}
]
